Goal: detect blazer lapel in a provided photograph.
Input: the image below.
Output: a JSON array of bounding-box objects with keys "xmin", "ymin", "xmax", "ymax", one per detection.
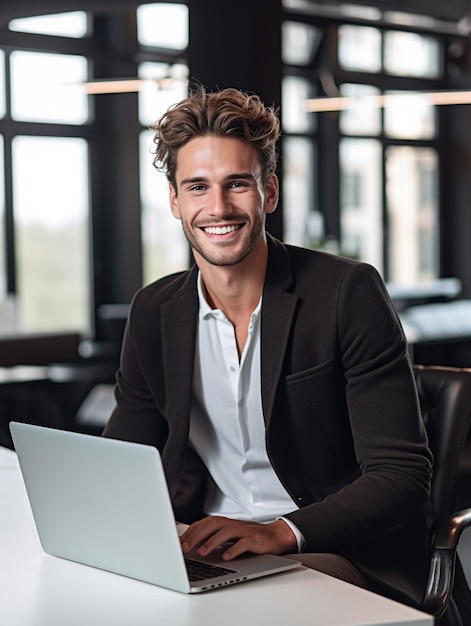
[
  {"xmin": 161, "ymin": 268, "xmax": 199, "ymax": 440},
  {"xmin": 159, "ymin": 240, "xmax": 298, "ymax": 434},
  {"xmin": 261, "ymin": 236, "xmax": 299, "ymax": 427}
]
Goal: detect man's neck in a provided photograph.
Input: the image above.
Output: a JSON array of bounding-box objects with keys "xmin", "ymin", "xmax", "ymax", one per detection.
[
  {"xmin": 197, "ymin": 245, "xmax": 267, "ymax": 316},
  {"xmin": 196, "ymin": 243, "xmax": 268, "ymax": 357}
]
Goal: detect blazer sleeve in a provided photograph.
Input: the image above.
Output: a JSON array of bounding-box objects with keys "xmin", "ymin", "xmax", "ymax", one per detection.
[
  {"xmin": 102, "ymin": 287, "xmax": 169, "ymax": 448},
  {"xmin": 284, "ymin": 261, "xmax": 433, "ymax": 553}
]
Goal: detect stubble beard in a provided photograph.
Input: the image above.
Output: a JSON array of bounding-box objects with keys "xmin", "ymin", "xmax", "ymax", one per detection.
[{"xmin": 181, "ymin": 216, "xmax": 265, "ymax": 267}]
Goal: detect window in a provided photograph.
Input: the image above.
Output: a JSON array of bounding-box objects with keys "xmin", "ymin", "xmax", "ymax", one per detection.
[
  {"xmin": 140, "ymin": 130, "xmax": 189, "ymax": 285},
  {"xmin": 283, "ymin": 137, "xmax": 319, "ymax": 247},
  {"xmin": 137, "ymin": 64, "xmax": 189, "ymax": 287},
  {"xmin": 3, "ymin": 31, "xmax": 92, "ymax": 334},
  {"xmin": 12, "ymin": 136, "xmax": 90, "ymax": 332},
  {"xmin": 0, "ymin": 51, "xmax": 5, "ymax": 118},
  {"xmin": 384, "ymin": 91, "xmax": 436, "ymax": 139},
  {"xmin": 10, "ymin": 51, "xmax": 89, "ymax": 124},
  {"xmin": 137, "ymin": 3, "xmax": 188, "ymax": 49},
  {"xmin": 282, "ymin": 21, "xmax": 321, "ymax": 66},
  {"xmin": 282, "ymin": 14, "xmax": 442, "ymax": 285},
  {"xmin": 138, "ymin": 61, "xmax": 188, "ymax": 125},
  {"xmin": 282, "ymin": 76, "xmax": 316, "ymax": 133},
  {"xmin": 339, "ymin": 84, "xmax": 381, "ymax": 136},
  {"xmin": 281, "ymin": 73, "xmax": 319, "ymax": 248},
  {"xmin": 337, "ymin": 24, "xmax": 440, "ymax": 282},
  {"xmin": 386, "ymin": 147, "xmax": 439, "ymax": 283},
  {"xmin": 9, "ymin": 11, "xmax": 89, "ymax": 38},
  {"xmin": 338, "ymin": 25, "xmax": 381, "ymax": 73},
  {"xmin": 1, "ymin": 5, "xmax": 190, "ymax": 338},
  {"xmin": 340, "ymin": 139, "xmax": 382, "ymax": 268},
  {"xmin": 0, "ymin": 135, "xmax": 5, "ymax": 298},
  {"xmin": 339, "ymin": 25, "xmax": 442, "ymax": 79},
  {"xmin": 384, "ymin": 31, "xmax": 441, "ymax": 78}
]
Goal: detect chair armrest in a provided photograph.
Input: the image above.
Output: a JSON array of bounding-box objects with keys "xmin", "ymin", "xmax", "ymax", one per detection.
[
  {"xmin": 435, "ymin": 508, "xmax": 471, "ymax": 550},
  {"xmin": 422, "ymin": 548, "xmax": 456, "ymax": 617},
  {"xmin": 421, "ymin": 507, "xmax": 471, "ymax": 618}
]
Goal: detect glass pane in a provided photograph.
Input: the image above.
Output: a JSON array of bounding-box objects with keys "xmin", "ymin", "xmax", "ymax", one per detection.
[
  {"xmin": 340, "ymin": 138, "xmax": 383, "ymax": 273},
  {"xmin": 137, "ymin": 3, "xmax": 188, "ymax": 50},
  {"xmin": 384, "ymin": 32, "xmax": 441, "ymax": 78},
  {"xmin": 0, "ymin": 51, "xmax": 5, "ymax": 118},
  {"xmin": 0, "ymin": 135, "xmax": 5, "ymax": 297},
  {"xmin": 140, "ymin": 130, "xmax": 188, "ymax": 286},
  {"xmin": 282, "ymin": 21, "xmax": 320, "ymax": 66},
  {"xmin": 339, "ymin": 83, "xmax": 381, "ymax": 136},
  {"xmin": 386, "ymin": 147, "xmax": 439, "ymax": 284},
  {"xmin": 9, "ymin": 11, "xmax": 89, "ymax": 38},
  {"xmin": 283, "ymin": 137, "xmax": 320, "ymax": 247},
  {"xmin": 12, "ymin": 136, "xmax": 91, "ymax": 333},
  {"xmin": 384, "ymin": 91, "xmax": 436, "ymax": 139},
  {"xmin": 338, "ymin": 25, "xmax": 381, "ymax": 73},
  {"xmin": 282, "ymin": 76, "xmax": 316, "ymax": 133},
  {"xmin": 138, "ymin": 61, "xmax": 188, "ymax": 126},
  {"xmin": 10, "ymin": 51, "xmax": 89, "ymax": 124}
]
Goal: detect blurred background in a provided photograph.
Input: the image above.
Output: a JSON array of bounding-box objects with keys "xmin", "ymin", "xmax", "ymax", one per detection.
[
  {"xmin": 3, "ymin": 0, "xmax": 471, "ymax": 591},
  {"xmin": 1, "ymin": 0, "xmax": 471, "ymax": 447}
]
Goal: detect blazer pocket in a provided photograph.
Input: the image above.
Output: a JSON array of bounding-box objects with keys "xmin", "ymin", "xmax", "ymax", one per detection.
[
  {"xmin": 285, "ymin": 359, "xmax": 335, "ymax": 383},
  {"xmin": 282, "ymin": 360, "xmax": 355, "ymax": 476}
]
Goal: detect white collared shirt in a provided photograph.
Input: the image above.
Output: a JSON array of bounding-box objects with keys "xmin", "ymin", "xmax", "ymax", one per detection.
[{"xmin": 189, "ymin": 273, "xmax": 301, "ymax": 531}]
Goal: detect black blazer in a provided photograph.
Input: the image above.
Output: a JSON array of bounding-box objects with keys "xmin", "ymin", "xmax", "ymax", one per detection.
[{"xmin": 104, "ymin": 234, "xmax": 433, "ymax": 608}]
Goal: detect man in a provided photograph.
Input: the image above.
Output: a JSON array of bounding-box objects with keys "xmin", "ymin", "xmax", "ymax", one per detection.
[{"xmin": 103, "ymin": 86, "xmax": 433, "ymax": 610}]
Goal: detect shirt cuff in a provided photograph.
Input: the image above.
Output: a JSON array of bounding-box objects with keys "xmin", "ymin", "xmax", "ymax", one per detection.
[{"xmin": 276, "ymin": 516, "xmax": 306, "ymax": 553}]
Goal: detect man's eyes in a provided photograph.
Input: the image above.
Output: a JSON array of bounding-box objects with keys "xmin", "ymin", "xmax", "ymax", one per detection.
[
  {"xmin": 229, "ymin": 181, "xmax": 248, "ymax": 189},
  {"xmin": 187, "ymin": 181, "xmax": 249, "ymax": 192}
]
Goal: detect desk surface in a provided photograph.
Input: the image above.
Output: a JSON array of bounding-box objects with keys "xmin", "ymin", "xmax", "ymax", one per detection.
[{"xmin": 0, "ymin": 446, "xmax": 433, "ymax": 626}]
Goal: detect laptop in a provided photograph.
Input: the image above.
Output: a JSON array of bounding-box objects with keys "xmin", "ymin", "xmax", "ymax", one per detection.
[{"xmin": 9, "ymin": 421, "xmax": 301, "ymax": 593}]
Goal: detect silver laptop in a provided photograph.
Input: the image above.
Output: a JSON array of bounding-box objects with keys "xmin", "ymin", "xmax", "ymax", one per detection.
[{"xmin": 9, "ymin": 421, "xmax": 301, "ymax": 593}]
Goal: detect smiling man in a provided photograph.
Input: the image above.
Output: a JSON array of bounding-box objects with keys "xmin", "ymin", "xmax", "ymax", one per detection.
[
  {"xmin": 103, "ymin": 86, "xmax": 434, "ymax": 613},
  {"xmin": 170, "ymin": 135, "xmax": 277, "ymax": 271}
]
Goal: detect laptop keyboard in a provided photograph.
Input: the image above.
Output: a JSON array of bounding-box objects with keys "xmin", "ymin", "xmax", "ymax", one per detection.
[{"xmin": 185, "ymin": 558, "xmax": 237, "ymax": 582}]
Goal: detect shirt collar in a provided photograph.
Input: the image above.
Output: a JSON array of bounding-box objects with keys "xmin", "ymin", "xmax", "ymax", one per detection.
[
  {"xmin": 197, "ymin": 272, "xmax": 215, "ymax": 320},
  {"xmin": 197, "ymin": 271, "xmax": 262, "ymax": 321}
]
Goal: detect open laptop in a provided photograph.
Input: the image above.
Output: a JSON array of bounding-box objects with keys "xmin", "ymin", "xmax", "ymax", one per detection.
[{"xmin": 9, "ymin": 421, "xmax": 301, "ymax": 593}]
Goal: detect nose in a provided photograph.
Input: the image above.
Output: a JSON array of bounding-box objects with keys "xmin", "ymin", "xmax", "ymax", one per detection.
[{"xmin": 208, "ymin": 186, "xmax": 233, "ymax": 218}]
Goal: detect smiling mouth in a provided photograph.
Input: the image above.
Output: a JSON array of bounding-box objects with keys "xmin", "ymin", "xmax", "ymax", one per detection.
[{"xmin": 202, "ymin": 224, "xmax": 242, "ymax": 235}]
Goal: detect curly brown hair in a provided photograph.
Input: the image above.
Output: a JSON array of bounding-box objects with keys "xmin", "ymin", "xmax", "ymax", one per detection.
[{"xmin": 151, "ymin": 85, "xmax": 281, "ymax": 188}]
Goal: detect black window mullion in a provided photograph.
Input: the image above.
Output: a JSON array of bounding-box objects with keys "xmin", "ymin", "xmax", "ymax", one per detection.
[
  {"xmin": 3, "ymin": 132, "xmax": 15, "ymax": 295},
  {"xmin": 2, "ymin": 49, "xmax": 15, "ymax": 294}
]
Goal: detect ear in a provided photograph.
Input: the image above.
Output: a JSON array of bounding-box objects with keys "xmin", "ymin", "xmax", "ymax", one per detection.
[
  {"xmin": 264, "ymin": 174, "xmax": 279, "ymax": 215},
  {"xmin": 169, "ymin": 183, "xmax": 181, "ymax": 219}
]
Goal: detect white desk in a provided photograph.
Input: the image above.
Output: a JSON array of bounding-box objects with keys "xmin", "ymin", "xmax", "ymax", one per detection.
[{"xmin": 0, "ymin": 446, "xmax": 433, "ymax": 626}]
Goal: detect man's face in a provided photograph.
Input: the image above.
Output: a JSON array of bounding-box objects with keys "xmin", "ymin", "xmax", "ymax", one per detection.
[{"xmin": 169, "ymin": 136, "xmax": 278, "ymax": 267}]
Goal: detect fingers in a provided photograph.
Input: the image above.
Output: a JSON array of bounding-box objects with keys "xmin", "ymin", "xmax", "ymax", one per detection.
[
  {"xmin": 180, "ymin": 516, "xmax": 239, "ymax": 557},
  {"xmin": 180, "ymin": 517, "xmax": 297, "ymax": 560}
]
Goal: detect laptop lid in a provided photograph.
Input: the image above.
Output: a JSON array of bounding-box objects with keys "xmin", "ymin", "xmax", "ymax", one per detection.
[{"xmin": 9, "ymin": 422, "xmax": 301, "ymax": 593}]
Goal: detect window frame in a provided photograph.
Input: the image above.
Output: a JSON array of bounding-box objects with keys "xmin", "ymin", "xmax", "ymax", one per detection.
[
  {"xmin": 0, "ymin": 7, "xmax": 190, "ymax": 339},
  {"xmin": 281, "ymin": 9, "xmax": 446, "ymax": 283}
]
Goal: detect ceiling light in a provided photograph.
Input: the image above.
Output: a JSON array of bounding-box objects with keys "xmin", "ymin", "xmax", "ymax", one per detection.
[
  {"xmin": 81, "ymin": 77, "xmax": 185, "ymax": 95},
  {"xmin": 304, "ymin": 91, "xmax": 471, "ymax": 112}
]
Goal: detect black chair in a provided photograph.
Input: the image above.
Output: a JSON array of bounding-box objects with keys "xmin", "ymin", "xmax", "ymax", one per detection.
[{"xmin": 413, "ymin": 365, "xmax": 471, "ymax": 624}]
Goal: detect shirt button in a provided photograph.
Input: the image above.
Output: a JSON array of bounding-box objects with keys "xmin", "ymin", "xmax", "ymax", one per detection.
[{"xmin": 229, "ymin": 366, "xmax": 236, "ymax": 372}]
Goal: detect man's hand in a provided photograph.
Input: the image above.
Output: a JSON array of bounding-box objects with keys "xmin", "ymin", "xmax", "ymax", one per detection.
[{"xmin": 180, "ymin": 516, "xmax": 297, "ymax": 561}]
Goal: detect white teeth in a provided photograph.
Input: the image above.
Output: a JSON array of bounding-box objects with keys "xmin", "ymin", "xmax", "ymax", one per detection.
[{"xmin": 204, "ymin": 225, "xmax": 240, "ymax": 235}]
